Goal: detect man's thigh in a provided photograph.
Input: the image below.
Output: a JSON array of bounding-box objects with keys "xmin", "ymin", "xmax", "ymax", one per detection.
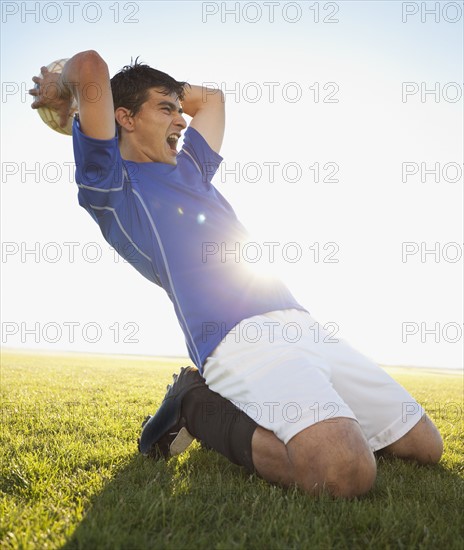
[
  {"xmin": 204, "ymin": 308, "xmax": 426, "ymax": 452},
  {"xmin": 203, "ymin": 311, "xmax": 358, "ymax": 445},
  {"xmin": 307, "ymin": 315, "xmax": 426, "ymax": 452}
]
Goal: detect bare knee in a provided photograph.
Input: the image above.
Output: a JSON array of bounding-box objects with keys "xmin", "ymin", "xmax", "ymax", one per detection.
[
  {"xmin": 321, "ymin": 450, "xmax": 377, "ymax": 498},
  {"xmin": 381, "ymin": 415, "xmax": 443, "ymax": 465},
  {"xmin": 287, "ymin": 418, "xmax": 377, "ymax": 499}
]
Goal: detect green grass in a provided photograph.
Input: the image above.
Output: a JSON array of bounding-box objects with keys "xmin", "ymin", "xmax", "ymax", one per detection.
[{"xmin": 1, "ymin": 351, "xmax": 463, "ymax": 549}]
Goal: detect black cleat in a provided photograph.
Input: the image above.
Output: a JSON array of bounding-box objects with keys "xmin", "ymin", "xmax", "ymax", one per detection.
[{"xmin": 138, "ymin": 366, "xmax": 206, "ymax": 460}]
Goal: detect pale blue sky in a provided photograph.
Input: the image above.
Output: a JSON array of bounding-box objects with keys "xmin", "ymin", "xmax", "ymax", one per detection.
[{"xmin": 1, "ymin": 1, "xmax": 463, "ymax": 368}]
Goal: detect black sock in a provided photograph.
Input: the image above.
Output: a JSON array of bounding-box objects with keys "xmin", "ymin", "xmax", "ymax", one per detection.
[{"xmin": 182, "ymin": 384, "xmax": 258, "ymax": 474}]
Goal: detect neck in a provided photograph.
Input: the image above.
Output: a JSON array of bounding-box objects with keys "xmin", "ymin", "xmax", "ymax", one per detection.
[{"xmin": 119, "ymin": 138, "xmax": 150, "ymax": 163}]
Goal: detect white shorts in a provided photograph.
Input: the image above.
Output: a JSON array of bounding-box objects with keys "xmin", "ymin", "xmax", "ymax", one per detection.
[{"xmin": 202, "ymin": 309, "xmax": 425, "ymax": 450}]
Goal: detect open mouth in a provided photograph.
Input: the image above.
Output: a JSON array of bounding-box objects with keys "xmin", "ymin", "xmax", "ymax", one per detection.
[{"xmin": 166, "ymin": 133, "xmax": 180, "ymax": 154}]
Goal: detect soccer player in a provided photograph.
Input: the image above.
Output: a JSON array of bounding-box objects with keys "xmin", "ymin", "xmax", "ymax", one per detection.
[{"xmin": 30, "ymin": 51, "xmax": 443, "ymax": 498}]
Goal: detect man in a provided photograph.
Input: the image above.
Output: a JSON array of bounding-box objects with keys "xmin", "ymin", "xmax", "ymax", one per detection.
[{"xmin": 30, "ymin": 50, "xmax": 443, "ymax": 498}]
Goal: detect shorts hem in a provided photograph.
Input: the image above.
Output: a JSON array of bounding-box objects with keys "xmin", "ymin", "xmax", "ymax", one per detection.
[
  {"xmin": 368, "ymin": 408, "xmax": 425, "ymax": 452},
  {"xmin": 272, "ymin": 411, "xmax": 359, "ymax": 446}
]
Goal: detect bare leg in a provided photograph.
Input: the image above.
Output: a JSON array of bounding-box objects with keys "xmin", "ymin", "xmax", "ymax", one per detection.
[
  {"xmin": 378, "ymin": 414, "xmax": 443, "ymax": 464},
  {"xmin": 251, "ymin": 418, "xmax": 377, "ymax": 498},
  {"xmin": 251, "ymin": 414, "xmax": 443, "ymax": 499},
  {"xmin": 251, "ymin": 427, "xmax": 295, "ymax": 487}
]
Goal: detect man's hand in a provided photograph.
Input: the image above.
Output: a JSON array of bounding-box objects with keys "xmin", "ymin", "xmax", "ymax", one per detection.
[
  {"xmin": 30, "ymin": 51, "xmax": 115, "ymax": 140},
  {"xmin": 29, "ymin": 66, "xmax": 75, "ymax": 130}
]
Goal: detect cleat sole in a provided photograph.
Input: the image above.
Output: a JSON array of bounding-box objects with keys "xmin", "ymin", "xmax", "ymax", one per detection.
[{"xmin": 169, "ymin": 427, "xmax": 195, "ymax": 456}]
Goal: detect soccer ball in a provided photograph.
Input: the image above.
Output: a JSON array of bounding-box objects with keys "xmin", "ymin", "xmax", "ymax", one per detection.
[{"xmin": 35, "ymin": 58, "xmax": 78, "ymax": 136}]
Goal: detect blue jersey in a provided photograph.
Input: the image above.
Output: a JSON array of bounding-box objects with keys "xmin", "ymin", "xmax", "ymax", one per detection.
[{"xmin": 73, "ymin": 119, "xmax": 306, "ymax": 370}]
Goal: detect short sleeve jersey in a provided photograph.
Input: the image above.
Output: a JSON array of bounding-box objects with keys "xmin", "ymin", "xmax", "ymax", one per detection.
[{"xmin": 73, "ymin": 119, "xmax": 307, "ymax": 370}]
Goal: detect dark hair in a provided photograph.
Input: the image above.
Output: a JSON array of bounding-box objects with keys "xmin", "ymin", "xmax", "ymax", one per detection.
[{"xmin": 110, "ymin": 58, "xmax": 188, "ymax": 135}]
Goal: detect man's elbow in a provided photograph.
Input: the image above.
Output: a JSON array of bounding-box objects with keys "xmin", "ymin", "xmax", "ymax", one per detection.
[
  {"xmin": 75, "ymin": 50, "xmax": 107, "ymax": 70},
  {"xmin": 204, "ymin": 87, "xmax": 225, "ymax": 106}
]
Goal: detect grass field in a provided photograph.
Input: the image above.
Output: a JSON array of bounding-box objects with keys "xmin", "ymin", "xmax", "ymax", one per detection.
[{"xmin": 1, "ymin": 350, "xmax": 463, "ymax": 549}]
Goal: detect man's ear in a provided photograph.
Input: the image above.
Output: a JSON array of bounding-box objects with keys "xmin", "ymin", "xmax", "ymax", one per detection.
[{"xmin": 115, "ymin": 107, "xmax": 135, "ymax": 133}]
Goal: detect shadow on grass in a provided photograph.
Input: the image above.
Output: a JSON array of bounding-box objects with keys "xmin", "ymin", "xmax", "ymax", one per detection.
[
  {"xmin": 61, "ymin": 445, "xmax": 257, "ymax": 550},
  {"xmin": 61, "ymin": 445, "xmax": 464, "ymax": 550}
]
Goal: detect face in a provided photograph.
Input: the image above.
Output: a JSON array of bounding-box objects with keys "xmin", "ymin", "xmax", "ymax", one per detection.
[{"xmin": 126, "ymin": 88, "xmax": 187, "ymax": 165}]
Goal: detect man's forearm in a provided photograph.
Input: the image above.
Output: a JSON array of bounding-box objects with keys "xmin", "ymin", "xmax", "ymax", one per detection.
[
  {"xmin": 181, "ymin": 84, "xmax": 225, "ymax": 154},
  {"xmin": 181, "ymin": 84, "xmax": 224, "ymax": 118}
]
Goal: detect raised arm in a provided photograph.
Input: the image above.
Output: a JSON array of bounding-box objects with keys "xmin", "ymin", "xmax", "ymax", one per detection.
[
  {"xmin": 181, "ymin": 85, "xmax": 225, "ymax": 154},
  {"xmin": 31, "ymin": 50, "xmax": 115, "ymax": 140}
]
